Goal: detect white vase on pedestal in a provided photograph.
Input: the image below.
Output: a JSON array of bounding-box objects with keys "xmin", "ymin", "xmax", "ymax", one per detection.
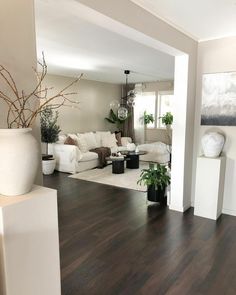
[
  {"xmin": 42, "ymin": 159, "xmax": 56, "ymax": 175},
  {"xmin": 0, "ymin": 128, "xmax": 39, "ymax": 196},
  {"xmin": 201, "ymin": 132, "xmax": 225, "ymax": 158}
]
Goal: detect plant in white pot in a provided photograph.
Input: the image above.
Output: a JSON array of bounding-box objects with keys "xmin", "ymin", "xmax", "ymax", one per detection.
[
  {"xmin": 160, "ymin": 112, "xmax": 173, "ymax": 168},
  {"xmin": 0, "ymin": 55, "xmax": 82, "ymax": 196},
  {"xmin": 40, "ymin": 106, "xmax": 61, "ymax": 175}
]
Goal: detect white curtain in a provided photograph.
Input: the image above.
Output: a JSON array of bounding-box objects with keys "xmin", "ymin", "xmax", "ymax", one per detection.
[{"xmin": 134, "ymin": 84, "xmax": 145, "ymax": 144}]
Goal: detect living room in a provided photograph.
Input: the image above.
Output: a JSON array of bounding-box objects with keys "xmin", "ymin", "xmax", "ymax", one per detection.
[{"xmin": 1, "ymin": 0, "xmax": 236, "ymax": 294}]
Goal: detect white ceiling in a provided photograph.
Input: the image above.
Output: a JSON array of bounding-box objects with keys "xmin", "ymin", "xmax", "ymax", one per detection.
[
  {"xmin": 35, "ymin": 0, "xmax": 174, "ymax": 84},
  {"xmin": 132, "ymin": 0, "xmax": 236, "ymax": 41}
]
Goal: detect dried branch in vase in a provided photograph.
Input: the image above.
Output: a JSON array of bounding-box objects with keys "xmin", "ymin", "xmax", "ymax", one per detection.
[{"xmin": 0, "ymin": 54, "xmax": 82, "ymax": 128}]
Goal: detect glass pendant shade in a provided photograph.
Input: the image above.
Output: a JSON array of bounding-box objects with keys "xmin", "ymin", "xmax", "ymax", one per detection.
[
  {"xmin": 118, "ymin": 106, "xmax": 128, "ymax": 120},
  {"xmin": 109, "ymin": 100, "xmax": 119, "ymax": 110}
]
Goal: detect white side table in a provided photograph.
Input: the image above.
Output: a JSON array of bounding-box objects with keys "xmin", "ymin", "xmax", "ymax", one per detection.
[
  {"xmin": 0, "ymin": 185, "xmax": 61, "ymax": 295},
  {"xmin": 194, "ymin": 156, "xmax": 226, "ymax": 220}
]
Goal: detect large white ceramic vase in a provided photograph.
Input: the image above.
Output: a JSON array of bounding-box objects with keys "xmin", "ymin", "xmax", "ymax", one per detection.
[
  {"xmin": 0, "ymin": 128, "xmax": 39, "ymax": 196},
  {"xmin": 201, "ymin": 132, "xmax": 225, "ymax": 158}
]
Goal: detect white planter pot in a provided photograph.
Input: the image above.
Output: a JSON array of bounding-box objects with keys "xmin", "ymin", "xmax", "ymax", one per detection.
[
  {"xmin": 42, "ymin": 159, "xmax": 56, "ymax": 175},
  {"xmin": 0, "ymin": 128, "xmax": 39, "ymax": 196},
  {"xmin": 201, "ymin": 132, "xmax": 225, "ymax": 158}
]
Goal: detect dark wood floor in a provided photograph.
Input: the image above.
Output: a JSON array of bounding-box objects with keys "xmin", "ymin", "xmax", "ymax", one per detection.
[{"xmin": 44, "ymin": 171, "xmax": 236, "ymax": 295}]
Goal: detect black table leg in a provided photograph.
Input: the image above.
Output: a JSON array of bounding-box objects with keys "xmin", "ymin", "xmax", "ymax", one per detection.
[
  {"xmin": 112, "ymin": 161, "xmax": 124, "ymax": 174},
  {"xmin": 127, "ymin": 155, "xmax": 139, "ymax": 169}
]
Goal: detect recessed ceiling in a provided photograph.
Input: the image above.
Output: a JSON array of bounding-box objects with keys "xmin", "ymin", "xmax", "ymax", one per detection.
[
  {"xmin": 132, "ymin": 0, "xmax": 236, "ymax": 41},
  {"xmin": 35, "ymin": 0, "xmax": 174, "ymax": 84}
]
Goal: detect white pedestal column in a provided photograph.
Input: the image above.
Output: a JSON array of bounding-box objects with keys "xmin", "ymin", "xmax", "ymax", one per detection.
[
  {"xmin": 194, "ymin": 156, "xmax": 226, "ymax": 220},
  {"xmin": 0, "ymin": 185, "xmax": 61, "ymax": 295}
]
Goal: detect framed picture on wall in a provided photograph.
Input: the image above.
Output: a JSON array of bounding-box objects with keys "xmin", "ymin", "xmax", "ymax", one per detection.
[{"xmin": 201, "ymin": 72, "xmax": 236, "ymax": 126}]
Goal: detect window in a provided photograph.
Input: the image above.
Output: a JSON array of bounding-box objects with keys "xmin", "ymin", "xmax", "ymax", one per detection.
[{"xmin": 135, "ymin": 91, "xmax": 174, "ymax": 128}]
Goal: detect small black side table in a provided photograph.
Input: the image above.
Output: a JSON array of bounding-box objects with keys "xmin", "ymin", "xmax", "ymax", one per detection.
[
  {"xmin": 125, "ymin": 151, "xmax": 147, "ymax": 169},
  {"xmin": 106, "ymin": 157, "xmax": 125, "ymax": 174}
]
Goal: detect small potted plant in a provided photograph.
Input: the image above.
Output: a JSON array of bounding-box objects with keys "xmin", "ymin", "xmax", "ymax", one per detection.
[
  {"xmin": 40, "ymin": 106, "xmax": 61, "ymax": 175},
  {"xmin": 143, "ymin": 111, "xmax": 155, "ymax": 142},
  {"xmin": 137, "ymin": 163, "xmax": 171, "ymax": 203}
]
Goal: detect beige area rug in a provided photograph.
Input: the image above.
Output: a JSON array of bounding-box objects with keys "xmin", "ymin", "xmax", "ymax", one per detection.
[{"xmin": 69, "ymin": 162, "xmax": 149, "ymax": 192}]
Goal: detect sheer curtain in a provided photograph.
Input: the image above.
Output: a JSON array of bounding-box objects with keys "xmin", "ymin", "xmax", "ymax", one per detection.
[{"xmin": 134, "ymin": 85, "xmax": 145, "ymax": 144}]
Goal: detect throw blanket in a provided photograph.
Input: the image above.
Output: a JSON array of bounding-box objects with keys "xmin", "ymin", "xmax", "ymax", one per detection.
[{"xmin": 90, "ymin": 147, "xmax": 111, "ymax": 168}]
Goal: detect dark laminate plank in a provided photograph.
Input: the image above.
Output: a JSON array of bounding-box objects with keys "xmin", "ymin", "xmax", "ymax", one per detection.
[{"xmin": 43, "ymin": 171, "xmax": 236, "ymax": 295}]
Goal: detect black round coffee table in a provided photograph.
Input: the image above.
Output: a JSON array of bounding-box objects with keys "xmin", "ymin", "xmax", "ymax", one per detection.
[
  {"xmin": 106, "ymin": 157, "xmax": 126, "ymax": 174},
  {"xmin": 125, "ymin": 151, "xmax": 147, "ymax": 169}
]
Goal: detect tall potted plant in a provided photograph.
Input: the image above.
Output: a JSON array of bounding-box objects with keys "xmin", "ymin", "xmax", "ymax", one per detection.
[
  {"xmin": 0, "ymin": 54, "xmax": 82, "ymax": 196},
  {"xmin": 40, "ymin": 107, "xmax": 61, "ymax": 175},
  {"xmin": 137, "ymin": 163, "xmax": 170, "ymax": 203},
  {"xmin": 160, "ymin": 112, "xmax": 173, "ymax": 168},
  {"xmin": 143, "ymin": 111, "xmax": 155, "ymax": 143}
]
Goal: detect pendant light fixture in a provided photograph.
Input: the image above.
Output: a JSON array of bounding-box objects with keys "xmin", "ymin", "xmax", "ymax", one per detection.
[{"xmin": 117, "ymin": 70, "xmax": 135, "ymax": 120}]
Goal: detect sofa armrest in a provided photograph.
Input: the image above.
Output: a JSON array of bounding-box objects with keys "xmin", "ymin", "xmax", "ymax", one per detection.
[
  {"xmin": 121, "ymin": 137, "xmax": 132, "ymax": 147},
  {"xmin": 48, "ymin": 143, "xmax": 82, "ymax": 163}
]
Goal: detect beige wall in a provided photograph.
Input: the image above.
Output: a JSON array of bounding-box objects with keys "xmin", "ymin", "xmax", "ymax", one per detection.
[
  {"xmin": 0, "ymin": 0, "xmax": 42, "ymax": 185},
  {"xmin": 193, "ymin": 36, "xmax": 236, "ymax": 215},
  {"xmin": 44, "ymin": 74, "xmax": 121, "ymax": 134}
]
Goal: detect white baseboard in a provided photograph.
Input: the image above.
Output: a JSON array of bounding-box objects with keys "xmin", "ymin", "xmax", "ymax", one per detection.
[
  {"xmin": 169, "ymin": 203, "xmax": 191, "ymax": 212},
  {"xmin": 222, "ymin": 208, "xmax": 236, "ymax": 217}
]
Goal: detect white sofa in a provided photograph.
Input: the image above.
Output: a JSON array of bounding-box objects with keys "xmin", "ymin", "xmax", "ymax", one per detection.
[{"xmin": 48, "ymin": 131, "xmax": 170, "ymax": 174}]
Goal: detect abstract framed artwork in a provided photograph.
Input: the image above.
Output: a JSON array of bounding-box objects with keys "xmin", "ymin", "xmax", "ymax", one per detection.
[{"xmin": 201, "ymin": 72, "xmax": 236, "ymax": 126}]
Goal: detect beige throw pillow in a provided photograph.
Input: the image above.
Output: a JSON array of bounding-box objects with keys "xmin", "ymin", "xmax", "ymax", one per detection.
[
  {"xmin": 102, "ymin": 133, "xmax": 117, "ymax": 148},
  {"xmin": 77, "ymin": 134, "xmax": 89, "ymax": 153}
]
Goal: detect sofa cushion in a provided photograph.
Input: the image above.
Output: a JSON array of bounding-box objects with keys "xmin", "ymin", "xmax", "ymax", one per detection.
[
  {"xmin": 64, "ymin": 136, "xmax": 77, "ymax": 146},
  {"xmin": 80, "ymin": 152, "xmax": 98, "ymax": 162},
  {"xmin": 115, "ymin": 132, "xmax": 122, "ymax": 146},
  {"xmin": 57, "ymin": 134, "xmax": 67, "ymax": 144},
  {"xmin": 121, "ymin": 137, "xmax": 132, "ymax": 146},
  {"xmin": 95, "ymin": 131, "xmax": 111, "ymax": 147},
  {"xmin": 77, "ymin": 134, "xmax": 89, "ymax": 153},
  {"xmin": 102, "ymin": 133, "xmax": 117, "ymax": 148},
  {"xmin": 83, "ymin": 132, "xmax": 98, "ymax": 149}
]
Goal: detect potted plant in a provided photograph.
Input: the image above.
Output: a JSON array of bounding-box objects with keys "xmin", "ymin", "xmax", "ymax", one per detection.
[
  {"xmin": 143, "ymin": 111, "xmax": 155, "ymax": 143},
  {"xmin": 160, "ymin": 112, "xmax": 173, "ymax": 168},
  {"xmin": 137, "ymin": 163, "xmax": 171, "ymax": 203},
  {"xmin": 40, "ymin": 106, "xmax": 61, "ymax": 175},
  {"xmin": 0, "ymin": 54, "xmax": 82, "ymax": 196}
]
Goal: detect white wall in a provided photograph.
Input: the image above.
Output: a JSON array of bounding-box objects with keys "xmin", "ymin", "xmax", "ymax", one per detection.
[
  {"xmin": 0, "ymin": 0, "xmax": 42, "ymax": 185},
  {"xmin": 192, "ymin": 36, "xmax": 236, "ymax": 216},
  {"xmin": 44, "ymin": 74, "xmax": 121, "ymax": 134}
]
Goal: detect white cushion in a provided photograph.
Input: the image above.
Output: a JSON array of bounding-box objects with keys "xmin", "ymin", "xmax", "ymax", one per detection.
[
  {"xmin": 121, "ymin": 137, "xmax": 132, "ymax": 146},
  {"xmin": 77, "ymin": 134, "xmax": 89, "ymax": 153},
  {"xmin": 83, "ymin": 132, "xmax": 98, "ymax": 150},
  {"xmin": 95, "ymin": 131, "xmax": 111, "ymax": 147},
  {"xmin": 102, "ymin": 133, "xmax": 117, "ymax": 148},
  {"xmin": 80, "ymin": 152, "xmax": 98, "ymax": 162},
  {"xmin": 67, "ymin": 133, "xmax": 79, "ymax": 143},
  {"xmin": 57, "ymin": 134, "xmax": 67, "ymax": 144}
]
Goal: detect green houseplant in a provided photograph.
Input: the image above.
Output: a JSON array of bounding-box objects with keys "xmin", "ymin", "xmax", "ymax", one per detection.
[
  {"xmin": 137, "ymin": 163, "xmax": 171, "ymax": 203},
  {"xmin": 161, "ymin": 112, "xmax": 173, "ymax": 126},
  {"xmin": 40, "ymin": 106, "xmax": 61, "ymax": 175},
  {"xmin": 105, "ymin": 108, "xmax": 128, "ymax": 130},
  {"xmin": 144, "ymin": 111, "xmax": 155, "ymax": 125}
]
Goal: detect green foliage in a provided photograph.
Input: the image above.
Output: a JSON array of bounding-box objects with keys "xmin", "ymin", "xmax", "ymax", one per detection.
[
  {"xmin": 40, "ymin": 106, "xmax": 61, "ymax": 144},
  {"xmin": 105, "ymin": 109, "xmax": 127, "ymax": 129},
  {"xmin": 144, "ymin": 111, "xmax": 155, "ymax": 125},
  {"xmin": 161, "ymin": 112, "xmax": 173, "ymax": 126},
  {"xmin": 137, "ymin": 163, "xmax": 171, "ymax": 191}
]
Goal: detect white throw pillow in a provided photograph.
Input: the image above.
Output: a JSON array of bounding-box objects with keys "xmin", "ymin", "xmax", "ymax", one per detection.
[
  {"xmin": 121, "ymin": 137, "xmax": 132, "ymax": 147},
  {"xmin": 95, "ymin": 131, "xmax": 111, "ymax": 147},
  {"xmin": 102, "ymin": 133, "xmax": 117, "ymax": 148},
  {"xmin": 57, "ymin": 134, "xmax": 67, "ymax": 144},
  {"xmin": 77, "ymin": 134, "xmax": 89, "ymax": 153},
  {"xmin": 83, "ymin": 132, "xmax": 97, "ymax": 150}
]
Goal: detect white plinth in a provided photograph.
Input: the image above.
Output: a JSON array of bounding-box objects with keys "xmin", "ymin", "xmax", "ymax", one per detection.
[
  {"xmin": 194, "ymin": 156, "xmax": 226, "ymax": 220},
  {"xmin": 0, "ymin": 185, "xmax": 61, "ymax": 295}
]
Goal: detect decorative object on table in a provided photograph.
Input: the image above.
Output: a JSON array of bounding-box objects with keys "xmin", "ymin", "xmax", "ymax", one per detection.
[
  {"xmin": 137, "ymin": 163, "xmax": 171, "ymax": 203},
  {"xmin": 201, "ymin": 132, "xmax": 225, "ymax": 158},
  {"xmin": 201, "ymin": 72, "xmax": 236, "ymax": 126},
  {"xmin": 127, "ymin": 143, "xmax": 136, "ymax": 151},
  {"xmin": 40, "ymin": 106, "xmax": 61, "ymax": 175},
  {"xmin": 0, "ymin": 54, "xmax": 82, "ymax": 195}
]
